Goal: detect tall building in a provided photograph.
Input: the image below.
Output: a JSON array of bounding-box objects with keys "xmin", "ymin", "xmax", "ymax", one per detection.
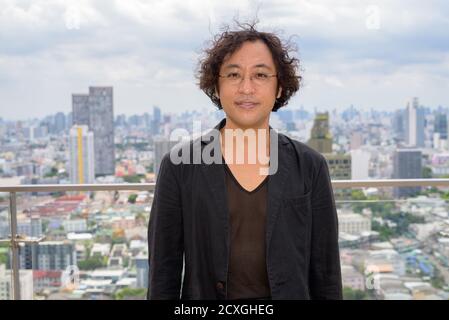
[
  {"xmin": 350, "ymin": 131, "xmax": 364, "ymax": 150},
  {"xmin": 66, "ymin": 112, "xmax": 72, "ymax": 131},
  {"xmin": 350, "ymin": 149, "xmax": 370, "ymax": 180},
  {"xmin": 54, "ymin": 112, "xmax": 66, "ymax": 134},
  {"xmin": 135, "ymin": 255, "xmax": 149, "ymax": 288},
  {"xmin": 307, "ymin": 112, "xmax": 333, "ymax": 153},
  {"xmin": 404, "ymin": 97, "xmax": 425, "ymax": 148},
  {"xmin": 434, "ymin": 112, "xmax": 448, "ymax": 140},
  {"xmin": 307, "ymin": 112, "xmax": 351, "ymax": 181},
  {"xmin": 153, "ymin": 136, "xmax": 179, "ymax": 177},
  {"xmin": 325, "ymin": 154, "xmax": 352, "ymax": 180},
  {"xmin": 18, "ymin": 241, "xmax": 77, "ymax": 271},
  {"xmin": 115, "ymin": 114, "xmax": 127, "ymax": 127},
  {"xmin": 72, "ymin": 86, "xmax": 115, "ymax": 176},
  {"xmin": 151, "ymin": 106, "xmax": 161, "ymax": 136},
  {"xmin": 393, "ymin": 109, "xmax": 405, "ymax": 141},
  {"xmin": 393, "ymin": 149, "xmax": 422, "ymax": 198},
  {"xmin": 72, "ymin": 94, "xmax": 90, "ymax": 126},
  {"xmin": 0, "ymin": 265, "xmax": 34, "ymax": 300},
  {"xmin": 69, "ymin": 125, "xmax": 95, "ymax": 184},
  {"xmin": 143, "ymin": 112, "xmax": 151, "ymax": 129},
  {"xmin": 277, "ymin": 109, "xmax": 293, "ymax": 123}
]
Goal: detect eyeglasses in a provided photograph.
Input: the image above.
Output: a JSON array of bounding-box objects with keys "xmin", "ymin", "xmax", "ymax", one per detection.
[{"xmin": 219, "ymin": 71, "xmax": 277, "ymax": 86}]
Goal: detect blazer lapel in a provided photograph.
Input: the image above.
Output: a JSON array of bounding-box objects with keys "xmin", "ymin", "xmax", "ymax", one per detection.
[{"xmin": 266, "ymin": 131, "xmax": 292, "ymax": 248}]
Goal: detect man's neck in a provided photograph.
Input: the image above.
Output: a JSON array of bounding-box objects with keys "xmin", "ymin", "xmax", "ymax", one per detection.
[{"xmin": 219, "ymin": 117, "xmax": 271, "ymax": 165}]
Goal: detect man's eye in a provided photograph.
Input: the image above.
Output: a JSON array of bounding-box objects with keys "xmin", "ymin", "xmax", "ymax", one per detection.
[
  {"xmin": 256, "ymin": 73, "xmax": 268, "ymax": 79},
  {"xmin": 227, "ymin": 73, "xmax": 240, "ymax": 79}
]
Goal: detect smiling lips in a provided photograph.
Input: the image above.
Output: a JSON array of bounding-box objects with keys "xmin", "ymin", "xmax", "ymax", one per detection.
[{"xmin": 235, "ymin": 101, "xmax": 259, "ymax": 109}]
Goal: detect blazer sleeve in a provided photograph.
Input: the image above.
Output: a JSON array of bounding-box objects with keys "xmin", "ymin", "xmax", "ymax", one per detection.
[
  {"xmin": 308, "ymin": 154, "xmax": 343, "ymax": 300},
  {"xmin": 147, "ymin": 152, "xmax": 184, "ymax": 300}
]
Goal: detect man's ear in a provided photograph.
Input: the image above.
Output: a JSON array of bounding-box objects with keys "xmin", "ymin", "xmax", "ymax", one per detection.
[{"xmin": 276, "ymin": 87, "xmax": 282, "ymax": 99}]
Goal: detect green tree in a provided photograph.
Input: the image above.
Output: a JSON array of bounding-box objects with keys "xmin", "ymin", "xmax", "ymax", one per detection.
[
  {"xmin": 343, "ymin": 287, "xmax": 369, "ymax": 300},
  {"xmin": 77, "ymin": 255, "xmax": 107, "ymax": 270},
  {"xmin": 422, "ymin": 166, "xmax": 432, "ymax": 179},
  {"xmin": 431, "ymin": 269, "xmax": 446, "ymax": 289},
  {"xmin": 123, "ymin": 175, "xmax": 145, "ymax": 183},
  {"xmin": 128, "ymin": 194, "xmax": 138, "ymax": 204},
  {"xmin": 41, "ymin": 220, "xmax": 50, "ymax": 233},
  {"xmin": 0, "ymin": 252, "xmax": 8, "ymax": 265},
  {"xmin": 44, "ymin": 167, "xmax": 58, "ymax": 178},
  {"xmin": 371, "ymin": 220, "xmax": 395, "ymax": 241},
  {"xmin": 351, "ymin": 190, "xmax": 367, "ymax": 213},
  {"xmin": 114, "ymin": 288, "xmax": 147, "ymax": 300},
  {"xmin": 123, "ymin": 257, "xmax": 129, "ymax": 268}
]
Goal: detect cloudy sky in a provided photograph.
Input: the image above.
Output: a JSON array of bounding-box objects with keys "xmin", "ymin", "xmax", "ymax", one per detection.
[{"xmin": 1, "ymin": 0, "xmax": 449, "ymax": 120}]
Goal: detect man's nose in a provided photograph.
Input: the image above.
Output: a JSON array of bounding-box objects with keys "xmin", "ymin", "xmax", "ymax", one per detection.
[{"xmin": 238, "ymin": 75, "xmax": 255, "ymax": 94}]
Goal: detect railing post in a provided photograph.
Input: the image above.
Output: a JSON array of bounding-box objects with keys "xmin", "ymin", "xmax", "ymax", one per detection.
[{"xmin": 9, "ymin": 192, "xmax": 20, "ymax": 300}]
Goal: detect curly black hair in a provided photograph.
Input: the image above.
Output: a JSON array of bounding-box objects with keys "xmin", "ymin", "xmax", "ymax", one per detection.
[{"xmin": 196, "ymin": 20, "xmax": 301, "ymax": 112}]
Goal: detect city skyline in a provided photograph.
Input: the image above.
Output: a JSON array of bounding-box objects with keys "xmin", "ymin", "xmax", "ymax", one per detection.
[
  {"xmin": 1, "ymin": 97, "xmax": 447, "ymax": 124},
  {"xmin": 1, "ymin": 0, "xmax": 449, "ymax": 119}
]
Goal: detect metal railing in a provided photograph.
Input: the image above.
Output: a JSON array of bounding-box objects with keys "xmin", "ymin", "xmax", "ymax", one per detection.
[{"xmin": 1, "ymin": 179, "xmax": 449, "ymax": 300}]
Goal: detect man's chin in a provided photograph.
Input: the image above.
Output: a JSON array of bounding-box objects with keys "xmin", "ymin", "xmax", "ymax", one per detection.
[{"xmin": 226, "ymin": 114, "xmax": 269, "ymax": 130}]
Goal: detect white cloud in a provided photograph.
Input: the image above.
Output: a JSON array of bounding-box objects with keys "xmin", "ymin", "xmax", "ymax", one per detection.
[{"xmin": 0, "ymin": 0, "xmax": 448, "ymax": 119}]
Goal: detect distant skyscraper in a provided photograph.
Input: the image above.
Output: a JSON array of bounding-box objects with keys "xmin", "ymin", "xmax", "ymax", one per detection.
[
  {"xmin": 277, "ymin": 109, "xmax": 293, "ymax": 123},
  {"xmin": 151, "ymin": 106, "xmax": 161, "ymax": 136},
  {"xmin": 72, "ymin": 86, "xmax": 115, "ymax": 176},
  {"xmin": 153, "ymin": 106, "xmax": 161, "ymax": 123},
  {"xmin": 307, "ymin": 112, "xmax": 333, "ymax": 153},
  {"xmin": 393, "ymin": 109, "xmax": 405, "ymax": 141},
  {"xmin": 393, "ymin": 149, "xmax": 422, "ymax": 198},
  {"xmin": 350, "ymin": 131, "xmax": 364, "ymax": 150},
  {"xmin": 404, "ymin": 97, "xmax": 425, "ymax": 148},
  {"xmin": 153, "ymin": 136, "xmax": 178, "ymax": 177},
  {"xmin": 434, "ymin": 112, "xmax": 448, "ymax": 140},
  {"xmin": 69, "ymin": 125, "xmax": 95, "ymax": 184},
  {"xmin": 143, "ymin": 112, "xmax": 151, "ymax": 129},
  {"xmin": 307, "ymin": 112, "xmax": 352, "ymax": 187},
  {"xmin": 66, "ymin": 112, "xmax": 72, "ymax": 130},
  {"xmin": 115, "ymin": 114, "xmax": 127, "ymax": 127},
  {"xmin": 54, "ymin": 112, "xmax": 66, "ymax": 134},
  {"xmin": 72, "ymin": 94, "xmax": 90, "ymax": 126},
  {"xmin": 350, "ymin": 149, "xmax": 370, "ymax": 180}
]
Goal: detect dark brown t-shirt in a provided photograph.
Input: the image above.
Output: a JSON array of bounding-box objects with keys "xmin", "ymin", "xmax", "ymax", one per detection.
[{"xmin": 223, "ymin": 160, "xmax": 272, "ymax": 300}]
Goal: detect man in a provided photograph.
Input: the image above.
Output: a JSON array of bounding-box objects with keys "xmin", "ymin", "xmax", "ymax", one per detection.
[{"xmin": 148, "ymin": 23, "xmax": 342, "ymax": 300}]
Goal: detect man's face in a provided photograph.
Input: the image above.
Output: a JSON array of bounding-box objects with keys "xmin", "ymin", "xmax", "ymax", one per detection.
[{"xmin": 217, "ymin": 40, "xmax": 282, "ymax": 129}]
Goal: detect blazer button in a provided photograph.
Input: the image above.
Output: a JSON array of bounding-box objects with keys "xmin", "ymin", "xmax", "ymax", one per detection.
[{"xmin": 216, "ymin": 281, "xmax": 225, "ymax": 290}]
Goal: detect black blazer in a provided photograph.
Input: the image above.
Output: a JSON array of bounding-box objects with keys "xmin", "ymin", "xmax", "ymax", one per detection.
[{"xmin": 148, "ymin": 118, "xmax": 343, "ymax": 300}]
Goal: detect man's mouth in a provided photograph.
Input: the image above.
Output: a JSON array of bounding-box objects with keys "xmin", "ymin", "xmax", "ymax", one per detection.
[{"xmin": 235, "ymin": 101, "xmax": 259, "ymax": 109}]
